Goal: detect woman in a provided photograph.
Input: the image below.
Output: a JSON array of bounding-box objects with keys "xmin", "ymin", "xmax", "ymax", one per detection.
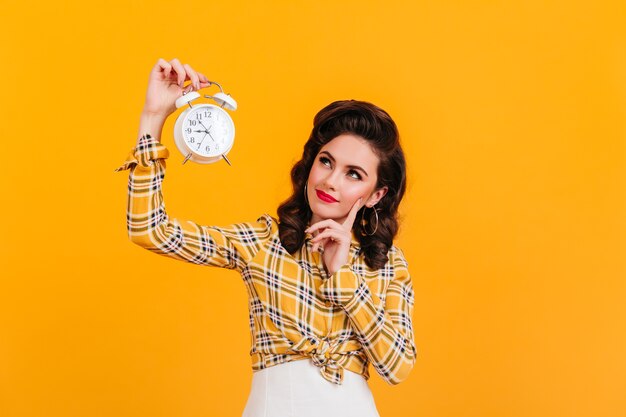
[{"xmin": 115, "ymin": 58, "xmax": 417, "ymax": 417}]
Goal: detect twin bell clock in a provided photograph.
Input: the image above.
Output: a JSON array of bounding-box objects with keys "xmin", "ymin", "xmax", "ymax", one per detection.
[{"xmin": 173, "ymin": 80, "xmax": 237, "ymax": 166}]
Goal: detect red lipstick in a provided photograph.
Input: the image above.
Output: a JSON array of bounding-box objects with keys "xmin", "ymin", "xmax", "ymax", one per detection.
[{"xmin": 316, "ymin": 189, "xmax": 338, "ymax": 203}]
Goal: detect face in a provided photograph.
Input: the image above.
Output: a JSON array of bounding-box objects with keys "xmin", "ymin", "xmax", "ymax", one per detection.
[{"xmin": 306, "ymin": 134, "xmax": 388, "ymax": 225}]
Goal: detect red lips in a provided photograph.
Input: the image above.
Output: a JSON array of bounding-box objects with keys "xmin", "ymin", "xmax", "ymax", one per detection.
[{"xmin": 315, "ymin": 189, "xmax": 338, "ymax": 203}]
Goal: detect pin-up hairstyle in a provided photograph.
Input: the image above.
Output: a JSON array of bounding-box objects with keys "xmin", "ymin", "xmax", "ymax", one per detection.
[{"xmin": 277, "ymin": 99, "xmax": 407, "ymax": 270}]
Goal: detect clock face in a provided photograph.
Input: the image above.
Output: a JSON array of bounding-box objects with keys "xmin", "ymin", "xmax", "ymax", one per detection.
[{"xmin": 182, "ymin": 105, "xmax": 234, "ymax": 157}]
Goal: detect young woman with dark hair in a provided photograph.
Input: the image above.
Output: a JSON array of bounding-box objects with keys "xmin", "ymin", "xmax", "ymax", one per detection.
[{"xmin": 116, "ymin": 58, "xmax": 417, "ymax": 417}]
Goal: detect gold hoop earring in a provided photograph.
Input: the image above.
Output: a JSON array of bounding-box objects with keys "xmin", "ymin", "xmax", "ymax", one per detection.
[{"xmin": 360, "ymin": 205, "xmax": 379, "ymax": 236}]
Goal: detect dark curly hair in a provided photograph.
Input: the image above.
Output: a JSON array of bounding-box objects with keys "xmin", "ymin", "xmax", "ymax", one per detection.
[{"xmin": 277, "ymin": 99, "xmax": 407, "ymax": 270}]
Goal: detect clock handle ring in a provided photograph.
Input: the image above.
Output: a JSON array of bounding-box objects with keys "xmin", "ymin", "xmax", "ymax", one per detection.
[{"xmin": 203, "ymin": 80, "xmax": 223, "ymax": 93}]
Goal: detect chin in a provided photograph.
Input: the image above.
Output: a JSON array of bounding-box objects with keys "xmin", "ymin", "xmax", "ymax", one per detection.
[{"xmin": 310, "ymin": 204, "xmax": 344, "ymax": 220}]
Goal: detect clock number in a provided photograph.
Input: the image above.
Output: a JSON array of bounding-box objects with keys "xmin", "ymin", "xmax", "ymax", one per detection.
[
  {"xmin": 189, "ymin": 120, "xmax": 197, "ymax": 126},
  {"xmin": 189, "ymin": 137, "xmax": 195, "ymax": 143},
  {"xmin": 196, "ymin": 113, "xmax": 202, "ymax": 120},
  {"xmin": 204, "ymin": 111, "xmax": 212, "ymax": 118},
  {"xmin": 206, "ymin": 145, "xmax": 210, "ymax": 152}
]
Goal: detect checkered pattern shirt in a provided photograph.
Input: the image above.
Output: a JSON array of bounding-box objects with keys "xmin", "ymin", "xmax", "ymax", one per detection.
[{"xmin": 114, "ymin": 134, "xmax": 417, "ymax": 385}]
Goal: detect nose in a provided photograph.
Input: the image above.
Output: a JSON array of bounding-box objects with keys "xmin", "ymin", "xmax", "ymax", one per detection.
[{"xmin": 322, "ymin": 169, "xmax": 341, "ymax": 191}]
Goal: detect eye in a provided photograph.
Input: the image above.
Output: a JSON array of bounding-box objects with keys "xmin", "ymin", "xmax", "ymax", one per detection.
[
  {"xmin": 348, "ymin": 170, "xmax": 362, "ymax": 180},
  {"xmin": 319, "ymin": 156, "xmax": 331, "ymax": 167}
]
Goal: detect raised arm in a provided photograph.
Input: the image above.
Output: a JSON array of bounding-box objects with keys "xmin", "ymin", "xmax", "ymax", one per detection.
[{"xmin": 114, "ymin": 58, "xmax": 270, "ymax": 272}]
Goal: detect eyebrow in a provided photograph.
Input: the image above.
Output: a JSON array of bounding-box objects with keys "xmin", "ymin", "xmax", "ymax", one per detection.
[{"xmin": 319, "ymin": 151, "xmax": 369, "ymax": 178}]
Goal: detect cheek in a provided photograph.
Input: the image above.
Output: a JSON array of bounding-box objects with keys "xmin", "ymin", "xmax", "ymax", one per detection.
[
  {"xmin": 341, "ymin": 183, "xmax": 371, "ymax": 204},
  {"xmin": 307, "ymin": 165, "xmax": 324, "ymax": 185}
]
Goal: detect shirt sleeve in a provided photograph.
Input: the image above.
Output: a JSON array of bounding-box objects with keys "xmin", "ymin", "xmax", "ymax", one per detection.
[
  {"xmin": 114, "ymin": 134, "xmax": 272, "ymax": 272},
  {"xmin": 318, "ymin": 248, "xmax": 417, "ymax": 385}
]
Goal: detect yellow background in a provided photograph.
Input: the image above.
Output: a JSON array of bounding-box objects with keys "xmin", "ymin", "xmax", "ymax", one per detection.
[{"xmin": 1, "ymin": 1, "xmax": 625, "ymax": 416}]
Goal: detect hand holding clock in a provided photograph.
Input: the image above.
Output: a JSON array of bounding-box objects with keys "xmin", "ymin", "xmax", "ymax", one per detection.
[
  {"xmin": 142, "ymin": 58, "xmax": 210, "ymax": 119},
  {"xmin": 136, "ymin": 58, "xmax": 236, "ymax": 165}
]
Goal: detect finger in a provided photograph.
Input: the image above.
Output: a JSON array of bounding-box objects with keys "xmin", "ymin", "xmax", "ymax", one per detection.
[
  {"xmin": 311, "ymin": 234, "xmax": 332, "ymax": 252},
  {"xmin": 197, "ymin": 72, "xmax": 210, "ymax": 84},
  {"xmin": 305, "ymin": 219, "xmax": 341, "ymax": 234},
  {"xmin": 310, "ymin": 229, "xmax": 347, "ymax": 244},
  {"xmin": 343, "ymin": 198, "xmax": 363, "ymax": 229},
  {"xmin": 169, "ymin": 58, "xmax": 187, "ymax": 87},
  {"xmin": 156, "ymin": 58, "xmax": 172, "ymax": 79},
  {"xmin": 152, "ymin": 58, "xmax": 172, "ymax": 80},
  {"xmin": 312, "ymin": 238, "xmax": 331, "ymax": 252},
  {"xmin": 183, "ymin": 63, "xmax": 201, "ymax": 90}
]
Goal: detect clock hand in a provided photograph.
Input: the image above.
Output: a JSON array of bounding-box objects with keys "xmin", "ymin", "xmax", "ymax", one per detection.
[
  {"xmin": 197, "ymin": 132, "xmax": 208, "ymax": 149},
  {"xmin": 198, "ymin": 121, "xmax": 212, "ymax": 134}
]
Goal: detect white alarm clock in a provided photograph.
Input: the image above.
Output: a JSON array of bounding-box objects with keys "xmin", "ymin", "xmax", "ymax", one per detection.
[{"xmin": 173, "ymin": 81, "xmax": 238, "ymax": 165}]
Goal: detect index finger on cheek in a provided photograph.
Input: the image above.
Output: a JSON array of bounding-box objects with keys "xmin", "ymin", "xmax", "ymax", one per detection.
[{"xmin": 351, "ymin": 197, "xmax": 363, "ymax": 215}]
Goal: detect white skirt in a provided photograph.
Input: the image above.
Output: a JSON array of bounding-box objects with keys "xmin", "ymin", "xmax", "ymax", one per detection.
[{"xmin": 241, "ymin": 359, "xmax": 380, "ymax": 417}]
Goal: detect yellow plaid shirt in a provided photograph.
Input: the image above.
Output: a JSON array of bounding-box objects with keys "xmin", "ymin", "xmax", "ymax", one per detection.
[{"xmin": 115, "ymin": 134, "xmax": 417, "ymax": 385}]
